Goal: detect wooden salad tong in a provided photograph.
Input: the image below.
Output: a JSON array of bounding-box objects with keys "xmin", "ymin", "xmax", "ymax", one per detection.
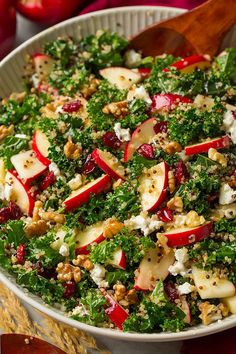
[{"xmin": 130, "ymin": 0, "xmax": 236, "ymax": 57}]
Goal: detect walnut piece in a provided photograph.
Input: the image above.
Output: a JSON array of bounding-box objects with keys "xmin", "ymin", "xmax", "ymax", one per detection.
[
  {"xmin": 167, "ymin": 196, "xmax": 183, "ymax": 213},
  {"xmin": 164, "ymin": 141, "xmax": 182, "ymax": 155},
  {"xmin": 168, "ymin": 170, "xmax": 176, "ymax": 193},
  {"xmin": 32, "ymin": 200, "xmax": 43, "ymax": 222},
  {"xmin": 41, "ymin": 211, "xmax": 65, "ymax": 224},
  {"xmin": 24, "ymin": 220, "xmax": 48, "ymax": 238},
  {"xmin": 56, "ymin": 262, "xmax": 81, "ymax": 283},
  {"xmin": 103, "ymin": 218, "xmax": 124, "ymax": 239},
  {"xmin": 199, "ymin": 301, "xmax": 229, "ymax": 325},
  {"xmin": 72, "ymin": 255, "xmax": 94, "ymax": 271},
  {"xmin": 81, "ymin": 77, "xmax": 100, "ymax": 98},
  {"xmin": 102, "ymin": 101, "xmax": 128, "ymax": 119},
  {"xmin": 113, "ymin": 284, "xmax": 127, "ymax": 302},
  {"xmin": 64, "ymin": 137, "xmax": 81, "ymax": 160},
  {"xmin": 0, "ymin": 124, "xmax": 14, "ymax": 141},
  {"xmin": 208, "ymin": 148, "xmax": 227, "ymax": 167},
  {"xmin": 185, "ymin": 210, "xmax": 205, "ymax": 228}
]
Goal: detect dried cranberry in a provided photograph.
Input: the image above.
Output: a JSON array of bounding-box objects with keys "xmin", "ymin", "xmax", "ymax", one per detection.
[
  {"xmin": 82, "ymin": 154, "xmax": 96, "ymax": 175},
  {"xmin": 16, "ymin": 244, "xmax": 26, "ymax": 265},
  {"xmin": 233, "ymin": 170, "xmax": 236, "ymax": 178},
  {"xmin": 62, "ymin": 100, "xmax": 81, "ymax": 113},
  {"xmin": 154, "ymin": 121, "xmax": 168, "ymax": 134},
  {"xmin": 34, "ymin": 262, "xmax": 57, "ymax": 279},
  {"xmin": 157, "ymin": 207, "xmax": 173, "ymax": 222},
  {"xmin": 174, "ymin": 160, "xmax": 189, "ymax": 185},
  {"xmin": 39, "ymin": 171, "xmax": 56, "ymax": 191},
  {"xmin": 102, "ymin": 131, "xmax": 121, "ymax": 150},
  {"xmin": 207, "ymin": 192, "xmax": 219, "ymax": 204},
  {"xmin": 232, "ymin": 110, "xmax": 236, "ymax": 119},
  {"xmin": 164, "ymin": 282, "xmax": 179, "ymax": 303},
  {"xmin": 137, "ymin": 144, "xmax": 154, "ymax": 159},
  {"xmin": 0, "ymin": 201, "xmax": 22, "ymax": 224},
  {"xmin": 63, "ymin": 280, "xmax": 76, "ymax": 298}
]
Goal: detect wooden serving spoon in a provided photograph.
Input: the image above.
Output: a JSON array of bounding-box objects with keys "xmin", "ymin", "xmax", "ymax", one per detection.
[
  {"xmin": 130, "ymin": 0, "xmax": 236, "ymax": 57},
  {"xmin": 0, "ymin": 334, "xmax": 66, "ymax": 354}
]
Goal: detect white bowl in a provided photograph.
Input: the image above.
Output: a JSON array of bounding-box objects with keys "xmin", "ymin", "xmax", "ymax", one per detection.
[{"xmin": 0, "ymin": 6, "xmax": 236, "ymax": 342}]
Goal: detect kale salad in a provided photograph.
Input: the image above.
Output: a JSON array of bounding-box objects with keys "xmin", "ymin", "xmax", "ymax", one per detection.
[{"xmin": 0, "ymin": 30, "xmax": 236, "ymax": 333}]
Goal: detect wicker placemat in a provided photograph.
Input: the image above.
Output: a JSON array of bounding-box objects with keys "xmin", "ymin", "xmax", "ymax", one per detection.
[{"xmin": 0, "ymin": 282, "xmax": 111, "ymax": 354}]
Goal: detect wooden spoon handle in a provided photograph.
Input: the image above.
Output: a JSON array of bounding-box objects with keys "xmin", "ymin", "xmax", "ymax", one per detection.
[{"xmin": 165, "ymin": 0, "xmax": 236, "ymax": 55}]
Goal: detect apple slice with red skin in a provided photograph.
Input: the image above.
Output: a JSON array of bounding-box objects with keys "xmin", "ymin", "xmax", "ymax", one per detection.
[
  {"xmin": 99, "ymin": 67, "xmax": 142, "ymax": 90},
  {"xmin": 164, "ymin": 222, "xmax": 213, "ymax": 247},
  {"xmin": 108, "ymin": 247, "xmax": 126, "ymax": 270},
  {"xmin": 32, "ymin": 130, "xmax": 51, "ymax": 166},
  {"xmin": 105, "ymin": 294, "xmax": 129, "ymax": 330},
  {"xmin": 0, "ymin": 333, "xmax": 66, "ymax": 354},
  {"xmin": 163, "ymin": 55, "xmax": 211, "ymax": 74},
  {"xmin": 33, "ymin": 53, "xmax": 55, "ymax": 82},
  {"xmin": 138, "ymin": 67, "xmax": 151, "ymax": 79},
  {"xmin": 134, "ymin": 246, "xmax": 175, "ymax": 291},
  {"xmin": 64, "ymin": 174, "xmax": 111, "ymax": 211},
  {"xmin": 124, "ymin": 117, "xmax": 157, "ymax": 162},
  {"xmin": 151, "ymin": 93, "xmax": 192, "ymax": 114},
  {"xmin": 185, "ymin": 135, "xmax": 231, "ymax": 155},
  {"xmin": 10, "ymin": 150, "xmax": 48, "ymax": 184},
  {"xmin": 75, "ymin": 222, "xmax": 105, "ymax": 255},
  {"xmin": 5, "ymin": 170, "xmax": 35, "ymax": 216},
  {"xmin": 138, "ymin": 162, "xmax": 169, "ymax": 212},
  {"xmin": 16, "ymin": 0, "xmax": 82, "ymax": 25},
  {"xmin": 92, "ymin": 148, "xmax": 126, "ymax": 181}
]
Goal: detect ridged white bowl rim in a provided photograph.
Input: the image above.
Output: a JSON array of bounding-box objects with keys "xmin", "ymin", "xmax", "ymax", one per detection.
[{"xmin": 0, "ymin": 5, "xmax": 235, "ymax": 341}]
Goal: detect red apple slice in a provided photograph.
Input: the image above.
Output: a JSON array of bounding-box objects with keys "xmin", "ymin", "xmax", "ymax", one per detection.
[
  {"xmin": 134, "ymin": 246, "xmax": 175, "ymax": 291},
  {"xmin": 75, "ymin": 222, "xmax": 105, "ymax": 255},
  {"xmin": 185, "ymin": 135, "xmax": 230, "ymax": 155},
  {"xmin": 33, "ymin": 53, "xmax": 55, "ymax": 81},
  {"xmin": 124, "ymin": 117, "xmax": 157, "ymax": 162},
  {"xmin": 192, "ymin": 265, "xmax": 235, "ymax": 299},
  {"xmin": 138, "ymin": 162, "xmax": 169, "ymax": 212},
  {"xmin": 163, "ymin": 55, "xmax": 211, "ymax": 74},
  {"xmin": 138, "ymin": 67, "xmax": 151, "ymax": 79},
  {"xmin": 164, "ymin": 222, "xmax": 213, "ymax": 247},
  {"xmin": 105, "ymin": 294, "xmax": 129, "ymax": 330},
  {"xmin": 99, "ymin": 67, "xmax": 141, "ymax": 90},
  {"xmin": 64, "ymin": 174, "xmax": 111, "ymax": 211},
  {"xmin": 151, "ymin": 93, "xmax": 192, "ymax": 114},
  {"xmin": 5, "ymin": 170, "xmax": 35, "ymax": 215},
  {"xmin": 10, "ymin": 150, "xmax": 48, "ymax": 184},
  {"xmin": 108, "ymin": 247, "xmax": 126, "ymax": 270},
  {"xmin": 32, "ymin": 130, "xmax": 51, "ymax": 166},
  {"xmin": 92, "ymin": 149, "xmax": 126, "ymax": 181}
]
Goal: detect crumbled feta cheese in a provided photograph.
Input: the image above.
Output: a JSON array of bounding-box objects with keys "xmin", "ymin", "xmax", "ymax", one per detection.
[
  {"xmin": 59, "ymin": 243, "xmax": 69, "ymax": 257},
  {"xmin": 177, "ymin": 282, "xmax": 193, "ymax": 295},
  {"xmin": 4, "ymin": 183, "xmax": 13, "ymax": 201},
  {"xmin": 219, "ymin": 183, "xmax": 236, "ymax": 205},
  {"xmin": 49, "ymin": 162, "xmax": 61, "ymax": 177},
  {"xmin": 15, "ymin": 134, "xmax": 28, "ymax": 139},
  {"xmin": 222, "ymin": 110, "xmax": 236, "ymax": 143},
  {"xmin": 68, "ymin": 174, "xmax": 83, "ymax": 190},
  {"xmin": 168, "ymin": 248, "xmax": 189, "ymax": 276},
  {"xmin": 127, "ymin": 85, "xmax": 152, "ymax": 105},
  {"xmin": 90, "ymin": 264, "xmax": 108, "ymax": 288},
  {"xmin": 71, "ymin": 304, "xmax": 88, "ymax": 317},
  {"xmin": 124, "ymin": 49, "xmax": 142, "ymax": 68},
  {"xmin": 114, "ymin": 122, "xmax": 130, "ymax": 142},
  {"xmin": 124, "ymin": 212, "xmax": 163, "ymax": 236}
]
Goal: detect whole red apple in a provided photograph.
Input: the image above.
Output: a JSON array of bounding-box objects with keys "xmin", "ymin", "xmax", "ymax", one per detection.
[
  {"xmin": 16, "ymin": 0, "xmax": 84, "ymax": 25},
  {"xmin": 0, "ymin": 0, "xmax": 16, "ymax": 59}
]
